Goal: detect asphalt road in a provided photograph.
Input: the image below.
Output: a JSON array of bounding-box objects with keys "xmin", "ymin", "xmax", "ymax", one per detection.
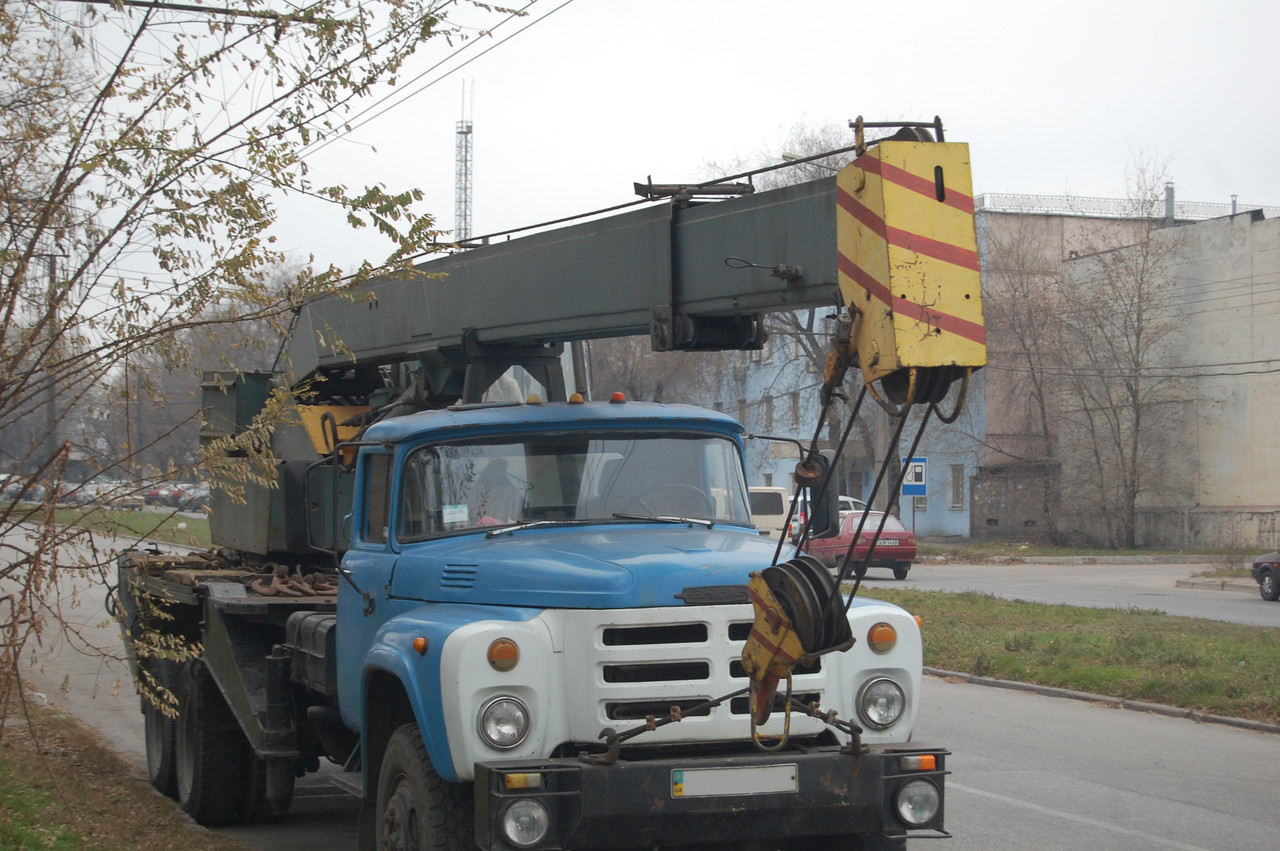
[
  {"xmin": 856, "ymin": 558, "xmax": 1280, "ymax": 628},
  {"xmin": 10, "ymin": 540, "xmax": 1279, "ymax": 849}
]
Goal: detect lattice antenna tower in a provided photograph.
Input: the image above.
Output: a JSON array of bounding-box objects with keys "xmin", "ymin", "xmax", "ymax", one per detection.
[{"xmin": 454, "ymin": 83, "xmax": 474, "ymax": 243}]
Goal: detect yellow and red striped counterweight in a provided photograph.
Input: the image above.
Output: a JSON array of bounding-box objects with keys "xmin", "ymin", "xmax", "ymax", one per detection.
[{"xmin": 836, "ymin": 141, "xmax": 985, "ymax": 401}]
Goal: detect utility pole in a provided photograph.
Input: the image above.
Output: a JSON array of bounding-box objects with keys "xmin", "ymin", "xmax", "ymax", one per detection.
[{"xmin": 43, "ymin": 254, "xmax": 60, "ymax": 473}]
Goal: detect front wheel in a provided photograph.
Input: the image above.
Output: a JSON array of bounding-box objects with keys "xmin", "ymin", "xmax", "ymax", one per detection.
[
  {"xmin": 376, "ymin": 724, "xmax": 473, "ymax": 850},
  {"xmin": 1261, "ymin": 569, "xmax": 1280, "ymax": 601}
]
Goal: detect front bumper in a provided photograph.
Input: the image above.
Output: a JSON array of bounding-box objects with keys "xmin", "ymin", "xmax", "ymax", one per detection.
[{"xmin": 476, "ymin": 745, "xmax": 947, "ymax": 849}]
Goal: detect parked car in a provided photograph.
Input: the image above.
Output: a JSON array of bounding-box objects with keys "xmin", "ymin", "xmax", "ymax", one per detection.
[
  {"xmin": 839, "ymin": 495, "xmax": 868, "ymax": 515},
  {"xmin": 804, "ymin": 509, "xmax": 916, "ymax": 580},
  {"xmin": 2, "ymin": 478, "xmax": 47, "ymax": 503},
  {"xmin": 79, "ymin": 476, "xmax": 145, "ymax": 510},
  {"xmin": 144, "ymin": 481, "xmax": 185, "ymax": 506},
  {"xmin": 1251, "ymin": 552, "xmax": 1280, "ymax": 601},
  {"xmin": 176, "ymin": 482, "xmax": 210, "ymax": 511}
]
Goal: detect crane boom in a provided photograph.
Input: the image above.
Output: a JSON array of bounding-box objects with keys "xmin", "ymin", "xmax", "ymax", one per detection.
[{"xmin": 288, "ymin": 176, "xmax": 843, "ymax": 403}]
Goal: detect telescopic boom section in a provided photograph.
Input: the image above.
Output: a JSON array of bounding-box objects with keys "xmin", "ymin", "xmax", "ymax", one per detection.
[{"xmin": 288, "ymin": 178, "xmax": 844, "ymax": 406}]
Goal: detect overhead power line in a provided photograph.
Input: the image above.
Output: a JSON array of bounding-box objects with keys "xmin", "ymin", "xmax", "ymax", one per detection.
[{"xmin": 64, "ymin": 0, "xmax": 335, "ymax": 24}]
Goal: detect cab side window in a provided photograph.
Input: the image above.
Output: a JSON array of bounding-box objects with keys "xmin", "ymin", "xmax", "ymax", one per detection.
[
  {"xmin": 364, "ymin": 453, "xmax": 392, "ymax": 545},
  {"xmin": 400, "ymin": 449, "xmax": 441, "ymax": 540}
]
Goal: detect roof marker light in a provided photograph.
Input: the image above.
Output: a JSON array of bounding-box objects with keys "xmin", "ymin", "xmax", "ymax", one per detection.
[{"xmin": 610, "ymin": 392, "xmax": 627, "ymax": 403}]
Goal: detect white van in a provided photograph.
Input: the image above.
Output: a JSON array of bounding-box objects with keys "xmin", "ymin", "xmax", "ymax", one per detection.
[{"xmin": 749, "ymin": 486, "xmax": 798, "ymax": 538}]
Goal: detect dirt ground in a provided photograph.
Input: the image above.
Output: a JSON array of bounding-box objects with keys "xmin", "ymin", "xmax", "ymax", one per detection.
[{"xmin": 0, "ymin": 698, "xmax": 245, "ymax": 850}]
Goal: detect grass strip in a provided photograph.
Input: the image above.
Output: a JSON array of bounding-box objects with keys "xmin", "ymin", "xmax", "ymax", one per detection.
[
  {"xmin": 0, "ymin": 703, "xmax": 243, "ymax": 850},
  {"xmin": 870, "ymin": 588, "xmax": 1280, "ymax": 725},
  {"xmin": 50, "ymin": 506, "xmax": 213, "ymax": 550}
]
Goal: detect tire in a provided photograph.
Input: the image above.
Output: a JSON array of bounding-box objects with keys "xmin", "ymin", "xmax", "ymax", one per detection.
[
  {"xmin": 141, "ymin": 657, "xmax": 179, "ymax": 798},
  {"xmin": 376, "ymin": 723, "xmax": 474, "ymax": 851},
  {"xmin": 1261, "ymin": 569, "xmax": 1280, "ymax": 602},
  {"xmin": 840, "ymin": 557, "xmax": 867, "ymax": 580},
  {"xmin": 854, "ymin": 835, "xmax": 908, "ymax": 851},
  {"xmin": 892, "ymin": 563, "xmax": 911, "ymax": 581},
  {"xmin": 175, "ymin": 661, "xmax": 250, "ymax": 826}
]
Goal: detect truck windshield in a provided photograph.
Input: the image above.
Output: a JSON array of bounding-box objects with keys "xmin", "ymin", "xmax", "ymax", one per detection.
[{"xmin": 398, "ymin": 432, "xmax": 752, "ymax": 540}]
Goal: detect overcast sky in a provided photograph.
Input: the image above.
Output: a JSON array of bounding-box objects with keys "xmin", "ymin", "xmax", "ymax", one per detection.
[{"xmin": 278, "ymin": 0, "xmax": 1280, "ymax": 268}]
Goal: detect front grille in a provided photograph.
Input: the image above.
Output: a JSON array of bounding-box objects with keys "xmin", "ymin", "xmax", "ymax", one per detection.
[
  {"xmin": 602, "ymin": 623, "xmax": 707, "ymax": 646},
  {"xmin": 561, "ymin": 605, "xmax": 831, "ymax": 744},
  {"xmin": 605, "ymin": 698, "xmax": 714, "ymax": 721},
  {"xmin": 603, "ymin": 661, "xmax": 709, "ymax": 683}
]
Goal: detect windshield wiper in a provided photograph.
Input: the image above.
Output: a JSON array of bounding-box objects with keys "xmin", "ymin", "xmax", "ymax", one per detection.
[
  {"xmin": 611, "ymin": 512, "xmax": 715, "ymax": 528},
  {"xmin": 485, "ymin": 519, "xmax": 597, "ymax": 538}
]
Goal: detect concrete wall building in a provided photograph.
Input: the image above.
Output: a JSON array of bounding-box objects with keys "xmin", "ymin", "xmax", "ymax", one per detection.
[
  {"xmin": 972, "ymin": 191, "xmax": 1280, "ymax": 548},
  {"xmin": 1063, "ymin": 211, "xmax": 1280, "ymax": 548}
]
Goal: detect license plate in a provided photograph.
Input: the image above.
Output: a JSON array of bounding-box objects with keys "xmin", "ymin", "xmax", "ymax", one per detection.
[
  {"xmin": 878, "ymin": 539, "xmax": 898, "ymax": 546},
  {"xmin": 671, "ymin": 764, "xmax": 798, "ymax": 798}
]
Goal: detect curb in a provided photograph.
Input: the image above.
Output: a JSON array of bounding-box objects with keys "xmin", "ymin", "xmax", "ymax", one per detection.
[
  {"xmin": 1174, "ymin": 577, "xmax": 1258, "ymax": 595},
  {"xmin": 925, "ymin": 668, "xmax": 1280, "ymax": 735},
  {"xmin": 920, "ymin": 554, "xmax": 1221, "ymax": 565}
]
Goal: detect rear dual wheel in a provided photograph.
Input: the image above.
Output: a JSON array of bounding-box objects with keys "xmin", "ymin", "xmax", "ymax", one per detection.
[
  {"xmin": 173, "ymin": 660, "xmax": 290, "ymax": 826},
  {"xmin": 141, "ymin": 657, "xmax": 180, "ymax": 798},
  {"xmin": 175, "ymin": 661, "xmax": 249, "ymax": 826}
]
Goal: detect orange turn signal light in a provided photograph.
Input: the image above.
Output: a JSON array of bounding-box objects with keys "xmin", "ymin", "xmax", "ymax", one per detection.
[
  {"xmin": 412, "ymin": 636, "xmax": 428, "ymax": 655},
  {"xmin": 899, "ymin": 754, "xmax": 936, "ymax": 771},
  {"xmin": 867, "ymin": 622, "xmax": 897, "ymax": 654},
  {"xmin": 488, "ymin": 638, "xmax": 519, "ymax": 672},
  {"xmin": 503, "ymin": 772, "xmax": 543, "ymax": 790}
]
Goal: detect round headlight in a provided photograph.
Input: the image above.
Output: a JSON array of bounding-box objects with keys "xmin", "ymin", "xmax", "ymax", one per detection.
[
  {"xmin": 501, "ymin": 798, "xmax": 550, "ymax": 848},
  {"xmin": 478, "ymin": 696, "xmax": 530, "ymax": 749},
  {"xmin": 896, "ymin": 779, "xmax": 940, "ymax": 826},
  {"xmin": 857, "ymin": 677, "xmax": 905, "ymax": 729}
]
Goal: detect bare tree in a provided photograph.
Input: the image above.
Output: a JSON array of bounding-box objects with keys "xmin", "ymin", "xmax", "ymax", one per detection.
[
  {"xmin": 588, "ymin": 335, "xmax": 726, "ymax": 404},
  {"xmin": 0, "ymin": 0, "xmax": 508, "ymax": 715},
  {"xmin": 1053, "ymin": 165, "xmax": 1186, "ymax": 547}
]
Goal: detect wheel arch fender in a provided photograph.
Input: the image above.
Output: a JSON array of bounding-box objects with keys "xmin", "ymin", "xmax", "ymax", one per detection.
[{"xmin": 360, "ymin": 603, "xmax": 545, "ymax": 793}]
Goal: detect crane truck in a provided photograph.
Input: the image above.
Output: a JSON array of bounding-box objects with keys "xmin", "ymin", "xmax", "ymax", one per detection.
[{"xmin": 117, "ymin": 120, "xmax": 984, "ymax": 850}]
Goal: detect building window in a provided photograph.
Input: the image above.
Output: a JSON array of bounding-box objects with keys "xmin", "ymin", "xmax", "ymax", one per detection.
[
  {"xmin": 788, "ymin": 392, "xmax": 800, "ymax": 430},
  {"xmin": 763, "ymin": 397, "xmax": 774, "ymax": 431},
  {"xmin": 713, "ymin": 401, "xmax": 724, "ymax": 413},
  {"xmin": 762, "ymin": 337, "xmax": 774, "ymax": 365},
  {"xmin": 737, "ymin": 398, "xmax": 747, "ymax": 426},
  {"xmin": 949, "ymin": 464, "xmax": 966, "ymax": 510},
  {"xmin": 763, "ymin": 473, "xmax": 773, "ymax": 487}
]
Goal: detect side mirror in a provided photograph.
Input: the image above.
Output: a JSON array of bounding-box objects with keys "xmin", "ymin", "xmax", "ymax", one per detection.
[{"xmin": 796, "ymin": 450, "xmax": 840, "ymax": 540}]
